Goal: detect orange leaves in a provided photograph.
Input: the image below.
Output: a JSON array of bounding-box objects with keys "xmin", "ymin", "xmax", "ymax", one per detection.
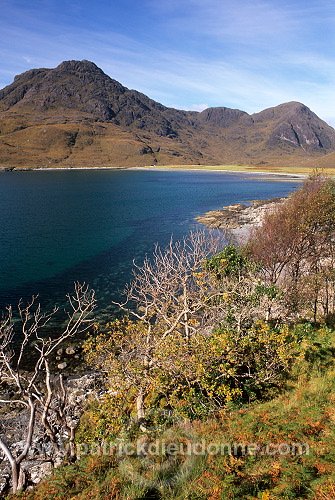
[
  {"xmin": 195, "ymin": 470, "xmax": 224, "ymax": 500},
  {"xmin": 313, "ymin": 480, "xmax": 335, "ymax": 500},
  {"xmin": 245, "ymin": 174, "xmax": 335, "ymax": 320}
]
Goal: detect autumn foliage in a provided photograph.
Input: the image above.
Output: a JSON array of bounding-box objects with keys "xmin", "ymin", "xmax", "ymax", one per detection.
[
  {"xmin": 7, "ymin": 175, "xmax": 335, "ymax": 500},
  {"xmin": 245, "ymin": 174, "xmax": 335, "ymax": 319}
]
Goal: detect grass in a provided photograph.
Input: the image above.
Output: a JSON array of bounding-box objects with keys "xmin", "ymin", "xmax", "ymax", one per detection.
[
  {"xmin": 10, "ymin": 329, "xmax": 335, "ymax": 500},
  {"xmin": 1, "ymin": 115, "xmax": 335, "ymax": 174},
  {"xmin": 131, "ymin": 164, "xmax": 335, "ymax": 178}
]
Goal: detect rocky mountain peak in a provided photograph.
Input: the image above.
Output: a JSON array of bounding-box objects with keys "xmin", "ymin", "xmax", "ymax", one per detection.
[
  {"xmin": 54, "ymin": 59, "xmax": 103, "ymax": 74},
  {"xmin": 198, "ymin": 107, "xmax": 249, "ymax": 128},
  {"xmin": 0, "ymin": 60, "xmax": 335, "ymax": 168},
  {"xmin": 252, "ymin": 101, "xmax": 335, "ymax": 151}
]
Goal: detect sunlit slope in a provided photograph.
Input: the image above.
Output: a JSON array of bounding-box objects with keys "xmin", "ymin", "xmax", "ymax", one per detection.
[{"xmin": 1, "ymin": 60, "xmax": 335, "ymax": 169}]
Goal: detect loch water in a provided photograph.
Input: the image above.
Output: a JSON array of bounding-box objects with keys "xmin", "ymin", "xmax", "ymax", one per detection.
[{"xmin": 0, "ymin": 169, "xmax": 300, "ymax": 315}]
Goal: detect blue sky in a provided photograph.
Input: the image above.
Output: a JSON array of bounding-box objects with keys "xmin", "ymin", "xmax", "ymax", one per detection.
[{"xmin": 1, "ymin": 0, "xmax": 335, "ymax": 125}]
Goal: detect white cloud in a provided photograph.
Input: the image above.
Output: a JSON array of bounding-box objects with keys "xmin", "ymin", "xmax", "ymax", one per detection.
[
  {"xmin": 190, "ymin": 104, "xmax": 209, "ymax": 112},
  {"xmin": 0, "ymin": 0, "xmax": 335, "ymax": 126}
]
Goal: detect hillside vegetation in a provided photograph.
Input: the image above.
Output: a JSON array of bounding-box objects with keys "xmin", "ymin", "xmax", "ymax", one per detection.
[{"xmin": 5, "ymin": 174, "xmax": 335, "ymax": 499}]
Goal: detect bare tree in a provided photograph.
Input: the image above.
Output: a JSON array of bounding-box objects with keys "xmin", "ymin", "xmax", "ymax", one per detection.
[
  {"xmin": 109, "ymin": 231, "xmax": 279, "ymax": 420},
  {"xmin": 245, "ymin": 175, "xmax": 335, "ymax": 318},
  {"xmin": 114, "ymin": 230, "xmax": 225, "ymax": 339},
  {"xmin": 87, "ymin": 235, "xmax": 291, "ymax": 424},
  {"xmin": 0, "ymin": 282, "xmax": 96, "ymax": 494},
  {"xmin": 110, "ymin": 230, "xmax": 227, "ymax": 420}
]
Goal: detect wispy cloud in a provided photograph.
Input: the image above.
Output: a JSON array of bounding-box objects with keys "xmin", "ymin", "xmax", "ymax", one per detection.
[
  {"xmin": 0, "ymin": 0, "xmax": 335, "ymax": 126},
  {"xmin": 168, "ymin": 0, "xmax": 299, "ymax": 42}
]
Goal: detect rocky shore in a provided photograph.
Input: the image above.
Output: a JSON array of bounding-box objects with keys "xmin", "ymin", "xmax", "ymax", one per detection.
[
  {"xmin": 196, "ymin": 197, "xmax": 286, "ymax": 243},
  {"xmin": 0, "ymin": 370, "xmax": 106, "ymax": 496}
]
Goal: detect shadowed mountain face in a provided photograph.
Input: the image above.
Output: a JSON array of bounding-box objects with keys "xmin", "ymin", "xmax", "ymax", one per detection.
[{"xmin": 1, "ymin": 59, "xmax": 335, "ymax": 168}]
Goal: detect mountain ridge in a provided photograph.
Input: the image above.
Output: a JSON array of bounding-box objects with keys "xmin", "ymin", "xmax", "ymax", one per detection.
[{"xmin": 0, "ymin": 59, "xmax": 335, "ymax": 169}]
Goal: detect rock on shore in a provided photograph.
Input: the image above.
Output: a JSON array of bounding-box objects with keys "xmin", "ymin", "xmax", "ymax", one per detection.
[
  {"xmin": 0, "ymin": 372, "xmax": 106, "ymax": 495},
  {"xmin": 196, "ymin": 197, "xmax": 286, "ymax": 243}
]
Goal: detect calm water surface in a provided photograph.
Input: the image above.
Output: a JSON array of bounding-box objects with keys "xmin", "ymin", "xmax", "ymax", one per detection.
[{"xmin": 0, "ymin": 169, "xmax": 299, "ymax": 314}]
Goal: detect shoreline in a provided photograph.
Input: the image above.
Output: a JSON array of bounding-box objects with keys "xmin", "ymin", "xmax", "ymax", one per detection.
[
  {"xmin": 196, "ymin": 197, "xmax": 287, "ymax": 244},
  {"xmin": 0, "ymin": 165, "xmax": 308, "ymax": 182},
  {"xmin": 128, "ymin": 166, "xmax": 307, "ymax": 180}
]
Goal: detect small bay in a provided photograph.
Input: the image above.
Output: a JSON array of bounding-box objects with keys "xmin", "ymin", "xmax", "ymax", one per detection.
[{"xmin": 0, "ymin": 169, "xmax": 299, "ymax": 314}]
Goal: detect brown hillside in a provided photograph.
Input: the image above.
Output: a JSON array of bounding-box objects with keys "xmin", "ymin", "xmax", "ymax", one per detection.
[{"xmin": 0, "ymin": 60, "xmax": 335, "ymax": 169}]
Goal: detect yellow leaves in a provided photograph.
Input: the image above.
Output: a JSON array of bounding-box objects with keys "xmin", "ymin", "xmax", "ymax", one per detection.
[
  {"xmin": 84, "ymin": 309, "xmax": 303, "ymax": 423},
  {"xmin": 188, "ymin": 318, "xmax": 199, "ymax": 326},
  {"xmin": 192, "ymin": 270, "xmax": 208, "ymax": 286},
  {"xmin": 221, "ymin": 292, "xmax": 231, "ymax": 303},
  {"xmin": 251, "ymin": 319, "xmax": 271, "ymax": 338},
  {"xmin": 216, "ymin": 386, "xmax": 242, "ymax": 400},
  {"xmin": 317, "ymin": 325, "xmax": 330, "ymax": 337}
]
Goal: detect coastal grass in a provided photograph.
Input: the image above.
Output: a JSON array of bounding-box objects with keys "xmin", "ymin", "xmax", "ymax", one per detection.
[
  {"xmin": 148, "ymin": 163, "xmax": 335, "ymax": 177},
  {"xmin": 11, "ymin": 372, "xmax": 335, "ymax": 500},
  {"xmin": 11, "ymin": 327, "xmax": 335, "ymax": 500},
  {"xmin": 5, "ymin": 163, "xmax": 335, "ymax": 178}
]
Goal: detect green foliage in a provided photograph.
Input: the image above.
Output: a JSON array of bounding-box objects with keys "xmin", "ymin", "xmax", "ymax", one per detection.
[
  {"xmin": 11, "ymin": 455, "xmax": 122, "ymax": 500},
  {"xmin": 76, "ymin": 389, "xmax": 137, "ymax": 443},
  {"xmin": 11, "ymin": 179, "xmax": 335, "ymax": 499},
  {"xmin": 205, "ymin": 243, "xmax": 249, "ymax": 279},
  {"xmin": 253, "ymin": 282, "xmax": 281, "ymax": 301},
  {"xmin": 12, "ymin": 330, "xmax": 335, "ymax": 500},
  {"xmin": 82, "ymin": 316, "xmax": 302, "ymax": 428},
  {"xmin": 289, "ymin": 323, "xmax": 335, "ymax": 379}
]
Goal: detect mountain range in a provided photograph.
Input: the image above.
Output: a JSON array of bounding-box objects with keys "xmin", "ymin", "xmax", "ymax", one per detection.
[{"xmin": 1, "ymin": 59, "xmax": 335, "ymax": 169}]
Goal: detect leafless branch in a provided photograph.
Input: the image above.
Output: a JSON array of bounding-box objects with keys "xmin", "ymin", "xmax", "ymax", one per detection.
[{"xmin": 0, "ymin": 282, "xmax": 96, "ymax": 493}]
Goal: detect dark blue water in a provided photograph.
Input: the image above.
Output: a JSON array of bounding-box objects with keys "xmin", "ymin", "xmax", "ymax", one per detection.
[{"xmin": 0, "ymin": 169, "xmax": 299, "ymax": 314}]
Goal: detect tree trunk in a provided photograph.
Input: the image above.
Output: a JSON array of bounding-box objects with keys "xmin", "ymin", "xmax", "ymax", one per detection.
[
  {"xmin": 0, "ymin": 438, "xmax": 19, "ymax": 493},
  {"xmin": 136, "ymin": 387, "xmax": 147, "ymax": 431},
  {"xmin": 182, "ymin": 282, "xmax": 190, "ymax": 340}
]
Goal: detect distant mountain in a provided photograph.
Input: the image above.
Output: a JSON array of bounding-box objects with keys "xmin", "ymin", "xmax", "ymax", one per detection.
[{"xmin": 0, "ymin": 59, "xmax": 335, "ymax": 168}]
